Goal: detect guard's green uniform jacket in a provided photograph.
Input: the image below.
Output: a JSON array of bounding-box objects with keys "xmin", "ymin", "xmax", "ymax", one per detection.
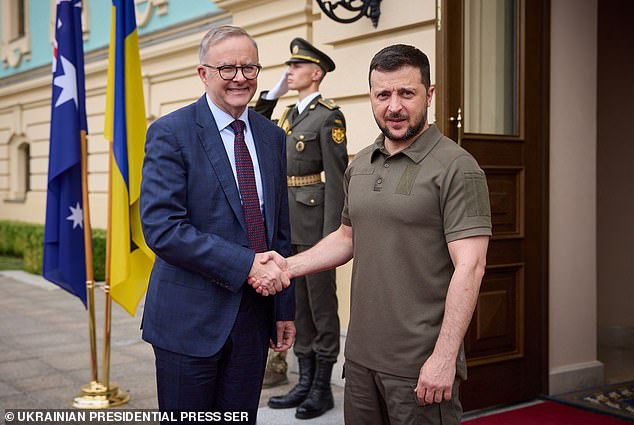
[{"xmin": 254, "ymin": 93, "xmax": 348, "ymax": 245}]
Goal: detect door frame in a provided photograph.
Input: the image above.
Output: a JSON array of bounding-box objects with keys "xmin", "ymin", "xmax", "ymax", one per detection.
[{"xmin": 435, "ymin": 0, "xmax": 551, "ymax": 407}]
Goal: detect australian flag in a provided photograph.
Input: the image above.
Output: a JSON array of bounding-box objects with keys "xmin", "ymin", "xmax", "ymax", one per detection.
[{"xmin": 43, "ymin": 0, "xmax": 88, "ymax": 305}]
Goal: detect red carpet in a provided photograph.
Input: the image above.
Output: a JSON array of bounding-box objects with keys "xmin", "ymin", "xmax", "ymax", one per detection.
[{"xmin": 462, "ymin": 400, "xmax": 633, "ymax": 424}]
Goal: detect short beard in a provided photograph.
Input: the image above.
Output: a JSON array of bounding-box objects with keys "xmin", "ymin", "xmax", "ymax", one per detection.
[{"xmin": 376, "ymin": 110, "xmax": 427, "ymax": 143}]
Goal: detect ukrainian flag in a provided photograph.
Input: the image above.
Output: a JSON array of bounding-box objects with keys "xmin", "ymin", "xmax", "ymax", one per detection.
[{"xmin": 104, "ymin": 0, "xmax": 154, "ymax": 315}]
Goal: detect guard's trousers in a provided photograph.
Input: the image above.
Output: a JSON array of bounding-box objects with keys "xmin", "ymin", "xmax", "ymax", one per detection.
[{"xmin": 293, "ymin": 244, "xmax": 340, "ymax": 362}]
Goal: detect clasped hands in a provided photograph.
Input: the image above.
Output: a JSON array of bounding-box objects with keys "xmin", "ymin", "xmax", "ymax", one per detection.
[{"xmin": 248, "ymin": 251, "xmax": 290, "ymax": 296}]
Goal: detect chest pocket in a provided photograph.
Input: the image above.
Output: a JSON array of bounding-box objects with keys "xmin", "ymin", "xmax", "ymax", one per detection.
[
  {"xmin": 291, "ymin": 131, "xmax": 318, "ymax": 156},
  {"xmin": 348, "ymin": 166, "xmax": 376, "ymax": 192},
  {"xmin": 350, "ymin": 166, "xmax": 375, "ymax": 176}
]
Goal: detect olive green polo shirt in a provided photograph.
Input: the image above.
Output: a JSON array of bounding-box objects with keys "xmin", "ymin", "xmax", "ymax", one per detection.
[{"xmin": 341, "ymin": 124, "xmax": 492, "ymax": 379}]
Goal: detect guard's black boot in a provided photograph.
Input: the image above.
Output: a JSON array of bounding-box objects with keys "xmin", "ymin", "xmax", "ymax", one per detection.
[
  {"xmin": 268, "ymin": 354, "xmax": 315, "ymax": 409},
  {"xmin": 295, "ymin": 360, "xmax": 334, "ymax": 419}
]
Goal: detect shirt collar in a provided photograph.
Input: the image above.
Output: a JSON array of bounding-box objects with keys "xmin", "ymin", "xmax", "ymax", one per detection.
[
  {"xmin": 297, "ymin": 91, "xmax": 321, "ymax": 114},
  {"xmin": 371, "ymin": 124, "xmax": 443, "ymax": 164},
  {"xmin": 205, "ymin": 93, "xmax": 250, "ymax": 132}
]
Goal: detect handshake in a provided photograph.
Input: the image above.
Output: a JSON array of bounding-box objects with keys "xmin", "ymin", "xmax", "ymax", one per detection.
[{"xmin": 247, "ymin": 251, "xmax": 291, "ymax": 296}]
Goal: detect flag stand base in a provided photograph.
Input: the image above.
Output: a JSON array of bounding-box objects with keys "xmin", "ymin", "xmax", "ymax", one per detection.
[{"xmin": 72, "ymin": 381, "xmax": 130, "ymax": 409}]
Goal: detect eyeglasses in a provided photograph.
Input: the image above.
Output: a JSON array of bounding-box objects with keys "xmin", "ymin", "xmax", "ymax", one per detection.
[{"xmin": 202, "ymin": 64, "xmax": 262, "ymax": 80}]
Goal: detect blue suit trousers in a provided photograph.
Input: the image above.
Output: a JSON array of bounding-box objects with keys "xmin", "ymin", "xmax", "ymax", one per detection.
[{"xmin": 153, "ymin": 288, "xmax": 273, "ymax": 425}]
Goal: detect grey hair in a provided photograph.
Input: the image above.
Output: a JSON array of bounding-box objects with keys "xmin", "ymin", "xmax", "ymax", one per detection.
[{"xmin": 198, "ymin": 25, "xmax": 259, "ymax": 64}]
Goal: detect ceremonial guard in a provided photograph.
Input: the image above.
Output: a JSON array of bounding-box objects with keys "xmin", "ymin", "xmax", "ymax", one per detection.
[{"xmin": 254, "ymin": 37, "xmax": 348, "ymax": 419}]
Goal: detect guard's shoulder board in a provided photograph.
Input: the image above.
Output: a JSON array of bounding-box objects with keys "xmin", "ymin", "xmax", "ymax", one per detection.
[{"xmin": 318, "ymin": 98, "xmax": 339, "ymax": 110}]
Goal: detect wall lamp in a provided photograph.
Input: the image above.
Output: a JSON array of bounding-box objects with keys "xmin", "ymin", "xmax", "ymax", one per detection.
[{"xmin": 315, "ymin": 0, "xmax": 382, "ymax": 28}]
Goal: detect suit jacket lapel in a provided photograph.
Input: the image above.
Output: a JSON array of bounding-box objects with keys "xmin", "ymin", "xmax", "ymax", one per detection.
[
  {"xmin": 249, "ymin": 110, "xmax": 276, "ymax": 248},
  {"xmin": 194, "ymin": 96, "xmax": 246, "ymax": 232}
]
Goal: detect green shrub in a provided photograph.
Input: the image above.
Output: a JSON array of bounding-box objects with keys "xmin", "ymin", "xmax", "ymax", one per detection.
[
  {"xmin": 92, "ymin": 229, "xmax": 106, "ymax": 281},
  {"xmin": 0, "ymin": 220, "xmax": 106, "ymax": 280},
  {"xmin": 23, "ymin": 226, "xmax": 44, "ymax": 274},
  {"xmin": 0, "ymin": 221, "xmax": 39, "ymax": 257}
]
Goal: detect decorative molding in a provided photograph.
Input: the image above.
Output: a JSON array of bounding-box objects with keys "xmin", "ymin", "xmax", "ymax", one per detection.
[
  {"xmin": 467, "ymin": 263, "xmax": 525, "ymax": 367},
  {"xmin": 214, "ymin": 0, "xmax": 281, "ymax": 14},
  {"xmin": 11, "ymin": 104, "xmax": 22, "ymax": 137},
  {"xmin": 135, "ymin": 0, "xmax": 169, "ymax": 28},
  {"xmin": 142, "ymin": 74, "xmax": 156, "ymax": 121},
  {"xmin": 0, "ymin": 14, "xmax": 230, "ymax": 94},
  {"xmin": 82, "ymin": 0, "xmax": 91, "ymax": 41},
  {"xmin": 1, "ymin": 0, "xmax": 32, "ymax": 69}
]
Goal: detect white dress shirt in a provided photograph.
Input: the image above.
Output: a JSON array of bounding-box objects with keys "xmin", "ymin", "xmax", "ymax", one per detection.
[
  {"xmin": 296, "ymin": 91, "xmax": 321, "ymax": 114},
  {"xmin": 205, "ymin": 94, "xmax": 265, "ymax": 212}
]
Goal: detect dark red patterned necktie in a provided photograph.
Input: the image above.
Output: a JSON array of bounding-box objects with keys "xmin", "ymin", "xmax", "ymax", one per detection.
[{"xmin": 230, "ymin": 120, "xmax": 268, "ymax": 253}]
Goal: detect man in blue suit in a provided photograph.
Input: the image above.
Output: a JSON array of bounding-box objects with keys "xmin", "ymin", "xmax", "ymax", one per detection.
[{"xmin": 140, "ymin": 25, "xmax": 295, "ymax": 424}]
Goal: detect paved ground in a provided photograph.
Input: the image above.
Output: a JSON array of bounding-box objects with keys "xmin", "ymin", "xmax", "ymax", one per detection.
[{"xmin": 0, "ymin": 271, "xmax": 343, "ymax": 424}]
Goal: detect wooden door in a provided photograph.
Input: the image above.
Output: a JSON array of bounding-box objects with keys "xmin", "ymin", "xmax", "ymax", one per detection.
[{"xmin": 436, "ymin": 0, "xmax": 549, "ymax": 411}]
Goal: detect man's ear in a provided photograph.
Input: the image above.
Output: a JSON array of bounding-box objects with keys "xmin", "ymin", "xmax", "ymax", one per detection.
[
  {"xmin": 427, "ymin": 85, "xmax": 436, "ymax": 106},
  {"xmin": 197, "ymin": 65, "xmax": 208, "ymax": 85},
  {"xmin": 313, "ymin": 66, "xmax": 324, "ymax": 83}
]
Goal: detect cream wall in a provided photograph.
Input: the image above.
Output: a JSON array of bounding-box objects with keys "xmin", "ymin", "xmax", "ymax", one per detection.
[
  {"xmin": 548, "ymin": 0, "xmax": 602, "ymax": 394},
  {"xmin": 0, "ymin": 77, "xmax": 61, "ymax": 224}
]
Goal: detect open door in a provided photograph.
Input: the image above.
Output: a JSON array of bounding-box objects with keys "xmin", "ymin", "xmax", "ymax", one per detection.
[{"xmin": 436, "ymin": 0, "xmax": 550, "ymax": 410}]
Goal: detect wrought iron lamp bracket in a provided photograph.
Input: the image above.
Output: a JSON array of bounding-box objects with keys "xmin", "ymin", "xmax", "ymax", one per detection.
[{"xmin": 315, "ymin": 0, "xmax": 382, "ymax": 28}]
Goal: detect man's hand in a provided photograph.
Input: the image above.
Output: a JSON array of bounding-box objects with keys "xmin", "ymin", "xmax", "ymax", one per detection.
[
  {"xmin": 248, "ymin": 252, "xmax": 289, "ymax": 296},
  {"xmin": 263, "ymin": 69, "xmax": 289, "ymax": 100},
  {"xmin": 248, "ymin": 251, "xmax": 290, "ymax": 291},
  {"xmin": 259, "ymin": 251, "xmax": 288, "ymax": 273},
  {"xmin": 270, "ymin": 320, "xmax": 295, "ymax": 352},
  {"xmin": 415, "ymin": 353, "xmax": 455, "ymax": 405}
]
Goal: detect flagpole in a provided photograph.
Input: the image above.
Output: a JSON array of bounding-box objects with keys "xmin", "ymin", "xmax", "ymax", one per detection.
[
  {"xmin": 103, "ymin": 139, "xmax": 113, "ymax": 389},
  {"xmin": 102, "ymin": 139, "xmax": 129, "ymax": 406},
  {"xmin": 72, "ymin": 132, "xmax": 101, "ymax": 407},
  {"xmin": 72, "ymin": 134, "xmax": 127, "ymax": 409},
  {"xmin": 79, "ymin": 130, "xmax": 99, "ymax": 385}
]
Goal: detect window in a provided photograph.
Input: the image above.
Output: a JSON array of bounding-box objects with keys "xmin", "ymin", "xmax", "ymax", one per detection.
[
  {"xmin": 1, "ymin": 0, "xmax": 31, "ymax": 68},
  {"xmin": 463, "ymin": 0, "xmax": 518, "ymax": 135},
  {"xmin": 10, "ymin": 0, "xmax": 26, "ymax": 41},
  {"xmin": 7, "ymin": 136, "xmax": 30, "ymax": 202},
  {"xmin": 18, "ymin": 142, "xmax": 30, "ymax": 195}
]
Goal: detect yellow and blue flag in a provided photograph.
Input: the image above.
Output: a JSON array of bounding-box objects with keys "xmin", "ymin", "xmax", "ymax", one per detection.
[
  {"xmin": 43, "ymin": 0, "xmax": 88, "ymax": 305},
  {"xmin": 105, "ymin": 0, "xmax": 154, "ymax": 315}
]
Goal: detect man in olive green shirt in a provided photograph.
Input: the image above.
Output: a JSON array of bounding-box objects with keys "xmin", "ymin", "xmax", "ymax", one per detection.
[{"xmin": 252, "ymin": 44, "xmax": 491, "ymax": 425}]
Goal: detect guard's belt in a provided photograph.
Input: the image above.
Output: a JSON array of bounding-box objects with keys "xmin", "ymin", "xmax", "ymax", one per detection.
[{"xmin": 287, "ymin": 174, "xmax": 322, "ymax": 187}]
